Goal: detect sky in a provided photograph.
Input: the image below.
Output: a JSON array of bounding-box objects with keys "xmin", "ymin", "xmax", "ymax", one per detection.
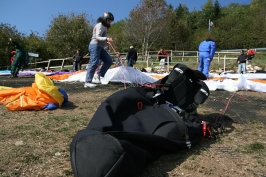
[{"xmin": 0, "ymin": 0, "xmax": 251, "ymax": 36}]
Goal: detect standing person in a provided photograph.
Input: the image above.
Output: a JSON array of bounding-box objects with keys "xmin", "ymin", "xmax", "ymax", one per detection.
[
  {"xmin": 8, "ymin": 38, "xmax": 27, "ymax": 78},
  {"xmin": 23, "ymin": 52, "xmax": 29, "ymax": 70},
  {"xmin": 72, "ymin": 49, "xmax": 83, "ymax": 71},
  {"xmin": 197, "ymin": 38, "xmax": 216, "ymax": 78},
  {"xmin": 126, "ymin": 46, "xmax": 138, "ymax": 67},
  {"xmin": 246, "ymin": 48, "xmax": 256, "ymax": 65},
  {"xmin": 10, "ymin": 50, "xmax": 16, "ymax": 63},
  {"xmin": 237, "ymin": 50, "xmax": 248, "ymax": 74},
  {"xmin": 84, "ymin": 12, "xmax": 114, "ymax": 88},
  {"xmin": 157, "ymin": 49, "xmax": 169, "ymax": 63}
]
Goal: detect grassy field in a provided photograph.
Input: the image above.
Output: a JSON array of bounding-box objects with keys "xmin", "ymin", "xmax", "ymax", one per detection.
[{"xmin": 0, "ymin": 74, "xmax": 266, "ymax": 177}]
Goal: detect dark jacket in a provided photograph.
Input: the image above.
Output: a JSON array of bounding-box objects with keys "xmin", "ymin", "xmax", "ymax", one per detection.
[
  {"xmin": 126, "ymin": 48, "xmax": 138, "ymax": 62},
  {"xmin": 237, "ymin": 53, "xmax": 248, "ymax": 64},
  {"xmin": 73, "ymin": 53, "xmax": 83, "ymax": 63}
]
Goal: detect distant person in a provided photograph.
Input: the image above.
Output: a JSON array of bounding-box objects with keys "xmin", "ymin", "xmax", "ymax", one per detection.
[
  {"xmin": 126, "ymin": 46, "xmax": 138, "ymax": 67},
  {"xmin": 237, "ymin": 50, "xmax": 248, "ymax": 74},
  {"xmin": 72, "ymin": 49, "xmax": 83, "ymax": 71},
  {"xmin": 157, "ymin": 49, "xmax": 170, "ymax": 62},
  {"xmin": 8, "ymin": 38, "xmax": 27, "ymax": 78},
  {"xmin": 10, "ymin": 50, "xmax": 16, "ymax": 63},
  {"xmin": 246, "ymin": 48, "xmax": 256, "ymax": 65},
  {"xmin": 84, "ymin": 12, "xmax": 114, "ymax": 88},
  {"xmin": 197, "ymin": 38, "xmax": 216, "ymax": 78},
  {"xmin": 22, "ymin": 52, "xmax": 30, "ymax": 70}
]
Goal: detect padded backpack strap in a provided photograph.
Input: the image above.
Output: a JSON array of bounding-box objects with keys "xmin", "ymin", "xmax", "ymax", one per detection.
[{"xmin": 186, "ymin": 81, "xmax": 210, "ymax": 112}]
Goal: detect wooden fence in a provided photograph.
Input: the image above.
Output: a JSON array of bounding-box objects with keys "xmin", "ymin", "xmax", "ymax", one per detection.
[{"xmin": 27, "ymin": 50, "xmax": 263, "ymax": 72}]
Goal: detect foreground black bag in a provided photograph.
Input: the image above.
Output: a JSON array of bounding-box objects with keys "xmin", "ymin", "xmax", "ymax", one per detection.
[
  {"xmin": 153, "ymin": 63, "xmax": 208, "ymax": 111},
  {"xmin": 70, "ymin": 64, "xmax": 209, "ymax": 177}
]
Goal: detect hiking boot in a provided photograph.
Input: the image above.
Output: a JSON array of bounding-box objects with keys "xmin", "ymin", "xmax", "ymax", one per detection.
[{"xmin": 84, "ymin": 82, "xmax": 97, "ymax": 88}]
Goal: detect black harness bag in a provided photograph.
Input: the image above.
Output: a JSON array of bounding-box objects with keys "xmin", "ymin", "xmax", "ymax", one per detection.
[{"xmin": 70, "ymin": 63, "xmax": 209, "ymax": 177}]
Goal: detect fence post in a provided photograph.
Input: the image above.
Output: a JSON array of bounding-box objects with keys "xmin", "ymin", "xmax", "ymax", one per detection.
[
  {"xmin": 167, "ymin": 56, "xmax": 169, "ymax": 72},
  {"xmin": 61, "ymin": 59, "xmax": 65, "ymax": 70},
  {"xmin": 146, "ymin": 52, "xmax": 149, "ymax": 68},
  {"xmin": 223, "ymin": 55, "xmax": 226, "ymax": 73},
  {"xmin": 47, "ymin": 60, "xmax": 51, "ymax": 70}
]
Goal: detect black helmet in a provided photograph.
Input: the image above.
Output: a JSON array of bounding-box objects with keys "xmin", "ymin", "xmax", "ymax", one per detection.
[{"xmin": 103, "ymin": 12, "xmax": 114, "ymax": 21}]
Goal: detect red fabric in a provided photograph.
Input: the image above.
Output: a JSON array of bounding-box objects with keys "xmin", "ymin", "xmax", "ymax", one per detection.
[
  {"xmin": 10, "ymin": 56, "xmax": 15, "ymax": 63},
  {"xmin": 157, "ymin": 51, "xmax": 169, "ymax": 56},
  {"xmin": 247, "ymin": 49, "xmax": 256, "ymax": 56},
  {"xmin": 10, "ymin": 50, "xmax": 16, "ymax": 63}
]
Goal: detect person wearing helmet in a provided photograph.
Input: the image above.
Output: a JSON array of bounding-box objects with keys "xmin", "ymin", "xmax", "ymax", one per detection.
[{"xmin": 84, "ymin": 12, "xmax": 114, "ymax": 88}]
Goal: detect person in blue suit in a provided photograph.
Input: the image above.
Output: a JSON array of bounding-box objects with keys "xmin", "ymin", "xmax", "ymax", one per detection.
[{"xmin": 197, "ymin": 38, "xmax": 216, "ymax": 78}]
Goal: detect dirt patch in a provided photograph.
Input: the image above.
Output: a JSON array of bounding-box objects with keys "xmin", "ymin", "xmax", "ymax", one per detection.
[{"xmin": 0, "ymin": 77, "xmax": 265, "ymax": 177}]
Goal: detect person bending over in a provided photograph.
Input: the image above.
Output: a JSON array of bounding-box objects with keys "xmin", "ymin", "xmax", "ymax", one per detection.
[{"xmin": 197, "ymin": 38, "xmax": 216, "ymax": 78}]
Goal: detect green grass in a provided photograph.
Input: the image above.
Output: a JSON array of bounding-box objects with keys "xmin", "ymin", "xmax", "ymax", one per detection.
[{"xmin": 245, "ymin": 142, "xmax": 264, "ymax": 153}]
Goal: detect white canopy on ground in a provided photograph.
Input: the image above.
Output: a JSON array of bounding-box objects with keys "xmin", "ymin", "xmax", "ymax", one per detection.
[
  {"xmin": 101, "ymin": 66, "xmax": 157, "ymax": 84},
  {"xmin": 205, "ymin": 73, "xmax": 266, "ymax": 92},
  {"xmin": 60, "ymin": 66, "xmax": 157, "ymax": 84},
  {"xmin": 209, "ymin": 72, "xmax": 266, "ymax": 80},
  {"xmin": 1, "ymin": 68, "xmax": 266, "ymax": 92}
]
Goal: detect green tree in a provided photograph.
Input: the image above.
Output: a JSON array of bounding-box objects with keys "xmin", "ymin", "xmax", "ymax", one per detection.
[
  {"xmin": 108, "ymin": 20, "xmax": 129, "ymax": 53},
  {"xmin": 124, "ymin": 0, "xmax": 171, "ymax": 58},
  {"xmin": 0, "ymin": 23, "xmax": 25, "ymax": 69},
  {"xmin": 171, "ymin": 4, "xmax": 191, "ymax": 50},
  {"xmin": 200, "ymin": 0, "xmax": 221, "ymax": 29},
  {"xmin": 216, "ymin": 4, "xmax": 251, "ymax": 49},
  {"xmin": 24, "ymin": 32, "xmax": 52, "ymax": 64},
  {"xmin": 45, "ymin": 12, "xmax": 94, "ymax": 58},
  {"xmin": 213, "ymin": 0, "xmax": 222, "ymax": 20},
  {"xmin": 249, "ymin": 0, "xmax": 266, "ymax": 47}
]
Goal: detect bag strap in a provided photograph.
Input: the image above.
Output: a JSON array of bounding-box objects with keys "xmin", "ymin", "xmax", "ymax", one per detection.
[{"xmin": 165, "ymin": 101, "xmax": 191, "ymax": 149}]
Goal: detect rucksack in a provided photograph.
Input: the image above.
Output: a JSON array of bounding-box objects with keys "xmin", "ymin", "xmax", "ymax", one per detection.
[
  {"xmin": 146, "ymin": 63, "xmax": 209, "ymax": 112},
  {"xmin": 70, "ymin": 63, "xmax": 210, "ymax": 177}
]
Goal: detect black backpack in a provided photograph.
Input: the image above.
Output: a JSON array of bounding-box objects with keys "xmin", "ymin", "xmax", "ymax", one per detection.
[
  {"xmin": 148, "ymin": 63, "xmax": 209, "ymax": 112},
  {"xmin": 70, "ymin": 63, "xmax": 210, "ymax": 177}
]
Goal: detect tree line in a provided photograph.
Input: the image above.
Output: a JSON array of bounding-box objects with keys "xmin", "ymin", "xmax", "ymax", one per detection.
[{"xmin": 0, "ymin": 0, "xmax": 265, "ymax": 69}]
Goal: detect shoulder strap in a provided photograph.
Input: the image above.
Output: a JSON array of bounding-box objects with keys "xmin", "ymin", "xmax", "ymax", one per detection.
[{"xmin": 186, "ymin": 81, "xmax": 210, "ymax": 112}]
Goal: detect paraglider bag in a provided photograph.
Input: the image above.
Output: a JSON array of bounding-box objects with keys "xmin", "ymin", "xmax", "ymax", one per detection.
[
  {"xmin": 70, "ymin": 64, "xmax": 208, "ymax": 177},
  {"xmin": 157, "ymin": 63, "xmax": 207, "ymax": 111},
  {"xmin": 70, "ymin": 104, "xmax": 201, "ymax": 177}
]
